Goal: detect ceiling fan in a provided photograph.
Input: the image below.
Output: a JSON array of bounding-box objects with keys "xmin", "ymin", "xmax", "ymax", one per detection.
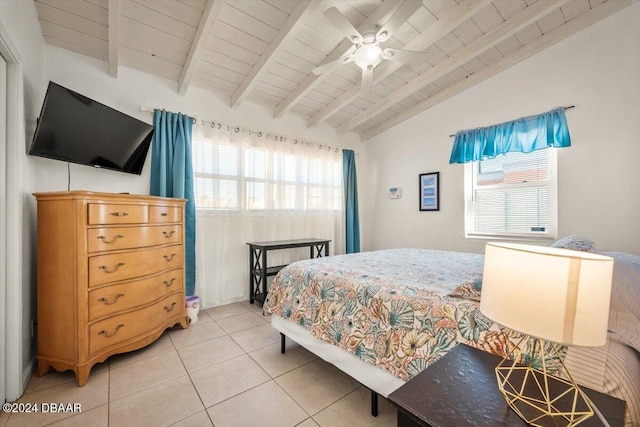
[{"xmin": 312, "ymin": 1, "xmax": 429, "ymax": 96}]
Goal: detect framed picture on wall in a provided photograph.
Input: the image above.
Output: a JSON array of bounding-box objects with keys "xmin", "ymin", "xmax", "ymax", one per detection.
[{"xmin": 419, "ymin": 172, "xmax": 439, "ymax": 211}]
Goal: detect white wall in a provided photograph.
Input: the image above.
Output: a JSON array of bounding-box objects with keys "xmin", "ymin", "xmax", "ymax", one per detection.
[
  {"xmin": 42, "ymin": 46, "xmax": 364, "ymax": 194},
  {"xmin": 363, "ymin": 4, "xmax": 640, "ymax": 256},
  {"xmin": 0, "ymin": 0, "xmax": 48, "ymax": 399}
]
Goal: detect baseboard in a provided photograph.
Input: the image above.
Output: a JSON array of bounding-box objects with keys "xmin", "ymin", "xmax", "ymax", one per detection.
[{"xmin": 21, "ymin": 356, "xmax": 36, "ymax": 396}]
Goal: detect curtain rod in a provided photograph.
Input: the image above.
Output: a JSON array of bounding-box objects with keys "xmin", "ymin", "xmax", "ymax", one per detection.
[
  {"xmin": 139, "ymin": 106, "xmax": 198, "ymax": 123},
  {"xmin": 139, "ymin": 106, "xmax": 355, "ymax": 154},
  {"xmin": 448, "ymin": 105, "xmax": 575, "ymax": 138}
]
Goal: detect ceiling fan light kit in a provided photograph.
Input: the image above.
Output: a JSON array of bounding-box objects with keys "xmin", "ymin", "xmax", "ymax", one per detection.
[
  {"xmin": 313, "ymin": 1, "xmax": 428, "ymax": 111},
  {"xmin": 353, "ymin": 43, "xmax": 383, "ymax": 71}
]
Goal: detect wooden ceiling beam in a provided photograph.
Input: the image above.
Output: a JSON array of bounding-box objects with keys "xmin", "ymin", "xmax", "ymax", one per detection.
[
  {"xmin": 307, "ymin": 0, "xmax": 492, "ymax": 127},
  {"xmin": 336, "ymin": 0, "xmax": 571, "ymax": 135},
  {"xmin": 273, "ymin": 0, "xmax": 400, "ymax": 119},
  {"xmin": 178, "ymin": 0, "xmax": 222, "ymax": 96},
  {"xmin": 108, "ymin": 0, "xmax": 120, "ymax": 77},
  {"xmin": 361, "ymin": 0, "xmax": 635, "ymax": 140},
  {"xmin": 231, "ymin": 0, "xmax": 318, "ymax": 109}
]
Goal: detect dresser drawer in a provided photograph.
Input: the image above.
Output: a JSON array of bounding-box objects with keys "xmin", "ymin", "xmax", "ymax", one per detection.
[
  {"xmin": 88, "ymin": 204, "xmax": 149, "ymax": 225},
  {"xmin": 150, "ymin": 205, "xmax": 182, "ymax": 223},
  {"xmin": 88, "ymin": 245, "xmax": 184, "ymax": 287},
  {"xmin": 89, "ymin": 269, "xmax": 184, "ymax": 321},
  {"xmin": 89, "ymin": 293, "xmax": 184, "ymax": 356},
  {"xmin": 87, "ymin": 225, "xmax": 182, "ymax": 253}
]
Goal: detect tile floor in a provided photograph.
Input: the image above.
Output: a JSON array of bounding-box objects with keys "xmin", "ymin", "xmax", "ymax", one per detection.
[{"xmin": 0, "ymin": 301, "xmax": 397, "ymax": 427}]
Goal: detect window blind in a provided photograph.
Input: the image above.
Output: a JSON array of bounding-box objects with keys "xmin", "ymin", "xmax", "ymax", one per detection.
[{"xmin": 467, "ymin": 149, "xmax": 556, "ymax": 238}]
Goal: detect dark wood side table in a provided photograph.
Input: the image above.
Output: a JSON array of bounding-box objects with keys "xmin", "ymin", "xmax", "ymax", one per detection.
[
  {"xmin": 388, "ymin": 344, "xmax": 626, "ymax": 427},
  {"xmin": 247, "ymin": 238, "xmax": 330, "ymax": 304}
]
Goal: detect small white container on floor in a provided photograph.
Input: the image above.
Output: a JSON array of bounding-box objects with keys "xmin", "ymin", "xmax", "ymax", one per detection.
[{"xmin": 185, "ymin": 296, "xmax": 200, "ymax": 325}]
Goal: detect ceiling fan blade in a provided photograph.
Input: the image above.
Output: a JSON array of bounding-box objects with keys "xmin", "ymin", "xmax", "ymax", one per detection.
[
  {"xmin": 324, "ymin": 7, "xmax": 364, "ymax": 44},
  {"xmin": 312, "ymin": 54, "xmax": 354, "ymax": 75},
  {"xmin": 376, "ymin": 0, "xmax": 421, "ymax": 42},
  {"xmin": 382, "ymin": 48, "xmax": 429, "ymax": 65}
]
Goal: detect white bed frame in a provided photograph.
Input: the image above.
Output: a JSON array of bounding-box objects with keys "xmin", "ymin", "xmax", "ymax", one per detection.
[{"xmin": 271, "ymin": 314, "xmax": 404, "ymax": 398}]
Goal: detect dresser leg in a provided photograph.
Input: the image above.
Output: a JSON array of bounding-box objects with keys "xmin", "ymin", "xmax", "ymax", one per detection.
[
  {"xmin": 179, "ymin": 316, "xmax": 190, "ymax": 329},
  {"xmin": 36, "ymin": 359, "xmax": 51, "ymax": 377},
  {"xmin": 76, "ymin": 365, "xmax": 91, "ymax": 387}
]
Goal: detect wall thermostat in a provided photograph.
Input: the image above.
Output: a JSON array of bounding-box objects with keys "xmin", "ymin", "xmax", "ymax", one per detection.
[{"xmin": 388, "ymin": 187, "xmax": 402, "ymax": 199}]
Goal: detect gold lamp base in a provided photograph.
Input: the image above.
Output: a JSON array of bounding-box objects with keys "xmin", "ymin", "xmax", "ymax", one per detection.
[{"xmin": 495, "ymin": 338, "xmax": 594, "ymax": 427}]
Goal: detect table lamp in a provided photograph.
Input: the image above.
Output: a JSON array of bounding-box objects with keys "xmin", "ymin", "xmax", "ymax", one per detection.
[{"xmin": 480, "ymin": 242, "xmax": 614, "ymax": 427}]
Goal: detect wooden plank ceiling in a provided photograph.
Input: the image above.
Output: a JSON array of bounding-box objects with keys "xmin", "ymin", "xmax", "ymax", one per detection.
[{"xmin": 35, "ymin": 0, "xmax": 636, "ymax": 140}]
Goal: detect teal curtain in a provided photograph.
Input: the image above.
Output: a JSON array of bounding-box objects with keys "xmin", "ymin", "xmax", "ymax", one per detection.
[
  {"xmin": 343, "ymin": 149, "xmax": 360, "ymax": 253},
  {"xmin": 150, "ymin": 110, "xmax": 196, "ymax": 296},
  {"xmin": 449, "ymin": 107, "xmax": 571, "ymax": 164}
]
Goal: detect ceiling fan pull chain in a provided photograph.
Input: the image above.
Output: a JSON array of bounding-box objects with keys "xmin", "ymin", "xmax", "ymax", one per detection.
[{"xmin": 362, "ymin": 68, "xmax": 373, "ymax": 118}]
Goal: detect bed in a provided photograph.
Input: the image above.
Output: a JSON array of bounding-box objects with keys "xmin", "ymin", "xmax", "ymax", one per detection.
[{"xmin": 264, "ymin": 248, "xmax": 640, "ymax": 426}]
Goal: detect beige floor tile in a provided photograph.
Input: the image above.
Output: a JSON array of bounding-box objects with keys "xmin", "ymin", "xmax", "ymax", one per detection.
[
  {"xmin": 177, "ymin": 335, "xmax": 244, "ymax": 373},
  {"xmin": 109, "ymin": 351, "xmax": 186, "ymax": 401},
  {"xmin": 108, "ymin": 332, "xmax": 175, "ymax": 369},
  {"xmin": 312, "ymin": 387, "xmax": 396, "ymax": 427},
  {"xmin": 24, "ymin": 361, "xmax": 110, "ymax": 395},
  {"xmin": 168, "ymin": 320, "xmax": 226, "ymax": 349},
  {"xmin": 0, "ymin": 409, "xmax": 9, "ymax": 427},
  {"xmin": 191, "ymin": 354, "xmax": 270, "ymax": 408},
  {"xmin": 240, "ymin": 300, "xmax": 266, "ymax": 315},
  {"xmin": 109, "ymin": 376, "xmax": 203, "ymax": 427},
  {"xmin": 46, "ymin": 404, "xmax": 108, "ymax": 427},
  {"xmin": 207, "ymin": 381, "xmax": 307, "ymax": 427},
  {"xmin": 190, "ymin": 308, "xmax": 213, "ymax": 324},
  {"xmin": 249, "ymin": 340, "xmax": 316, "ymax": 378},
  {"xmin": 215, "ymin": 312, "xmax": 267, "ymax": 334},
  {"xmin": 205, "ymin": 303, "xmax": 250, "ymax": 320},
  {"xmin": 6, "ymin": 301, "xmax": 402, "ymax": 427},
  {"xmin": 169, "ymin": 410, "xmax": 213, "ymax": 427},
  {"xmin": 230, "ymin": 323, "xmax": 281, "ymax": 353},
  {"xmin": 5, "ymin": 371, "xmax": 108, "ymax": 427},
  {"xmin": 257, "ymin": 310, "xmax": 272, "ymax": 322},
  {"xmin": 275, "ymin": 359, "xmax": 360, "ymax": 415},
  {"xmin": 23, "ymin": 370, "xmax": 77, "ymax": 396}
]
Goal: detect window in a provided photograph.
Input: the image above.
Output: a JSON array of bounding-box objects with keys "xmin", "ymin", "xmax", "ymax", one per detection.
[
  {"xmin": 464, "ymin": 149, "xmax": 557, "ymax": 239},
  {"xmin": 192, "ymin": 133, "xmax": 342, "ymax": 212}
]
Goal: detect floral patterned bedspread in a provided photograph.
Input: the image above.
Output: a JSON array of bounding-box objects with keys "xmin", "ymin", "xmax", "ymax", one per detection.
[{"xmin": 265, "ymin": 248, "xmax": 559, "ymax": 381}]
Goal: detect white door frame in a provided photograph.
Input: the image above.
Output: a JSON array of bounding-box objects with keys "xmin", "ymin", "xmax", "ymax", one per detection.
[
  {"xmin": 0, "ymin": 43, "xmax": 7, "ymax": 407},
  {"xmin": 0, "ymin": 21, "xmax": 25, "ymax": 402}
]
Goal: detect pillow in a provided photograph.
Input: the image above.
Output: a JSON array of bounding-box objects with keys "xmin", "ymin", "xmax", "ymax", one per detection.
[
  {"xmin": 550, "ymin": 236, "xmax": 595, "ymax": 252},
  {"xmin": 598, "ymin": 251, "xmax": 640, "ymax": 353}
]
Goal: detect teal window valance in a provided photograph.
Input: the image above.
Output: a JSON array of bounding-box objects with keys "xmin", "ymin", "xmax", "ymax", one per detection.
[{"xmin": 449, "ymin": 107, "xmax": 571, "ymax": 164}]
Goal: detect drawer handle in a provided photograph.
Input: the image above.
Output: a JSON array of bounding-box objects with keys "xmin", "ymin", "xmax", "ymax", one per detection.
[
  {"xmin": 110, "ymin": 212, "xmax": 129, "ymax": 217},
  {"xmin": 98, "ymin": 293, "xmax": 124, "ymax": 305},
  {"xmin": 99, "ymin": 262, "xmax": 125, "ymax": 273},
  {"xmin": 163, "ymin": 253, "xmax": 176, "ymax": 262},
  {"xmin": 160, "ymin": 212, "xmax": 168, "ymax": 217},
  {"xmin": 163, "ymin": 278, "xmax": 176, "ymax": 287},
  {"xmin": 162, "ymin": 231, "xmax": 175, "ymax": 238},
  {"xmin": 97, "ymin": 234, "xmax": 124, "ymax": 244},
  {"xmin": 164, "ymin": 302, "xmax": 177, "ymax": 312},
  {"xmin": 98, "ymin": 324, "xmax": 124, "ymax": 337}
]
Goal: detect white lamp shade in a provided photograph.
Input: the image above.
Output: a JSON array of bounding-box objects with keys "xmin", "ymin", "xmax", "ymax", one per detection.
[{"xmin": 480, "ymin": 242, "xmax": 614, "ymax": 347}]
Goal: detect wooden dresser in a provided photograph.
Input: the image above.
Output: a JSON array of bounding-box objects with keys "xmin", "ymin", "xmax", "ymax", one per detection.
[{"xmin": 33, "ymin": 191, "xmax": 189, "ymax": 386}]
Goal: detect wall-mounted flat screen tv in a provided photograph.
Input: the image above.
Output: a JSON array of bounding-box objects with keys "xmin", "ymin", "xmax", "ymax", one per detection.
[{"xmin": 29, "ymin": 82, "xmax": 154, "ymax": 175}]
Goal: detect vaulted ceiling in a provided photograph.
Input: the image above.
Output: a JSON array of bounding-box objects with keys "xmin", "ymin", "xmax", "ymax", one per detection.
[{"xmin": 35, "ymin": 0, "xmax": 635, "ymax": 140}]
